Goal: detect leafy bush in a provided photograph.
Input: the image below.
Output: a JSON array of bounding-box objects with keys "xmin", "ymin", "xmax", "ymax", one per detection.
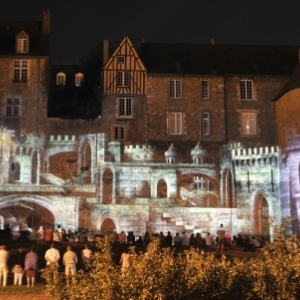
[{"xmin": 41, "ymin": 225, "xmax": 300, "ymax": 300}]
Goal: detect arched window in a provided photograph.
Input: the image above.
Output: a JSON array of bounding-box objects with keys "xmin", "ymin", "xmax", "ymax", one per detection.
[
  {"xmin": 75, "ymin": 73, "xmax": 84, "ymax": 86},
  {"xmin": 56, "ymin": 72, "xmax": 66, "ymax": 86}
]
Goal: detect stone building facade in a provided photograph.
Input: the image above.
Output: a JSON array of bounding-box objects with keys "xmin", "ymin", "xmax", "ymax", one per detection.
[{"xmin": 0, "ymin": 12, "xmax": 300, "ymax": 240}]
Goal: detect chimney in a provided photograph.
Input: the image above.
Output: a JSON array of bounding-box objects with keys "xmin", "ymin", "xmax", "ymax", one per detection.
[
  {"xmin": 103, "ymin": 40, "xmax": 109, "ymax": 66},
  {"xmin": 42, "ymin": 9, "xmax": 51, "ymax": 35}
]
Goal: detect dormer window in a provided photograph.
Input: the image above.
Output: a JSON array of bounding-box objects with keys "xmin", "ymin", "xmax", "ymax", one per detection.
[
  {"xmin": 56, "ymin": 72, "xmax": 66, "ymax": 86},
  {"xmin": 17, "ymin": 39, "xmax": 29, "ymax": 53},
  {"xmin": 16, "ymin": 31, "xmax": 30, "ymax": 53},
  {"xmin": 75, "ymin": 73, "xmax": 84, "ymax": 86}
]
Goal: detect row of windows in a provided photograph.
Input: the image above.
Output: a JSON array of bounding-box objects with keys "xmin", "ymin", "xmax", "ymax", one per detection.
[
  {"xmin": 112, "ymin": 110, "xmax": 257, "ymax": 140},
  {"xmin": 169, "ymin": 79, "xmax": 254, "ymax": 100},
  {"xmin": 115, "ymin": 73, "xmax": 254, "ymax": 100},
  {"xmin": 56, "ymin": 72, "xmax": 84, "ymax": 86}
]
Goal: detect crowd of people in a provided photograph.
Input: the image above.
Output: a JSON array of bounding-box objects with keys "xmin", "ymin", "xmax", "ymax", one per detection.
[
  {"xmin": 0, "ymin": 221, "xmax": 266, "ymax": 287},
  {"xmin": 0, "ymin": 242, "xmax": 93, "ymax": 287}
]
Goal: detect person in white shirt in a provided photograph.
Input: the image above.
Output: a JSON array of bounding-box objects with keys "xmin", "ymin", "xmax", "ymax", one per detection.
[
  {"xmin": 0, "ymin": 245, "xmax": 9, "ymax": 286},
  {"xmin": 45, "ymin": 243, "xmax": 60, "ymax": 266},
  {"xmin": 81, "ymin": 244, "xmax": 93, "ymax": 271},
  {"xmin": 63, "ymin": 246, "xmax": 78, "ymax": 287}
]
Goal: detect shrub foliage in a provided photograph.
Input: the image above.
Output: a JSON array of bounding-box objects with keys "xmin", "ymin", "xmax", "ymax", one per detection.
[{"xmin": 41, "ymin": 225, "xmax": 300, "ymax": 300}]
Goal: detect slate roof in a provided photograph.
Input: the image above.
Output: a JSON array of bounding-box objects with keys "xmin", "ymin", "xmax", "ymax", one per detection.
[
  {"xmin": 0, "ymin": 20, "xmax": 49, "ymax": 56},
  {"xmin": 140, "ymin": 43, "xmax": 300, "ymax": 76}
]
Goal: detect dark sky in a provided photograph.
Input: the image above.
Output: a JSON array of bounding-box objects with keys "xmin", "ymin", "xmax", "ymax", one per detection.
[{"xmin": 1, "ymin": 0, "xmax": 300, "ymax": 64}]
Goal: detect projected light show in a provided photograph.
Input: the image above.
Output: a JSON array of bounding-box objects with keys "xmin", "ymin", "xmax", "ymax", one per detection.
[{"xmin": 1, "ymin": 9, "xmax": 300, "ymax": 242}]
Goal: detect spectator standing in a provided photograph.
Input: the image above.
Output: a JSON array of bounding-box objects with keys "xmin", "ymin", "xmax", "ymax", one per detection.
[
  {"xmin": 81, "ymin": 243, "xmax": 93, "ymax": 271},
  {"xmin": 165, "ymin": 231, "xmax": 173, "ymax": 247},
  {"xmin": 195, "ymin": 233, "xmax": 203, "ymax": 249},
  {"xmin": 181, "ymin": 232, "xmax": 189, "ymax": 249},
  {"xmin": 159, "ymin": 231, "xmax": 165, "ymax": 247},
  {"xmin": 189, "ymin": 233, "xmax": 196, "ymax": 248},
  {"xmin": 205, "ymin": 233, "xmax": 213, "ymax": 249},
  {"xmin": 63, "ymin": 246, "xmax": 78, "ymax": 287},
  {"xmin": 24, "ymin": 246, "xmax": 39, "ymax": 287},
  {"xmin": 12, "ymin": 246, "xmax": 26, "ymax": 285},
  {"xmin": 45, "ymin": 227, "xmax": 53, "ymax": 243},
  {"xmin": 216, "ymin": 224, "xmax": 225, "ymax": 251},
  {"xmin": 45, "ymin": 243, "xmax": 60, "ymax": 266},
  {"xmin": 0, "ymin": 245, "xmax": 9, "ymax": 286},
  {"xmin": 119, "ymin": 231, "xmax": 127, "ymax": 243},
  {"xmin": 174, "ymin": 233, "xmax": 181, "ymax": 249}
]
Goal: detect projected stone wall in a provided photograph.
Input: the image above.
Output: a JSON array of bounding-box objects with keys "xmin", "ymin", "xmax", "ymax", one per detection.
[{"xmin": 0, "ymin": 126, "xmax": 282, "ymax": 240}]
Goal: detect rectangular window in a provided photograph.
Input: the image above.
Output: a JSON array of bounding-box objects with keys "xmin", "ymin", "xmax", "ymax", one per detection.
[
  {"xmin": 201, "ymin": 80, "xmax": 209, "ymax": 99},
  {"xmin": 240, "ymin": 80, "xmax": 253, "ymax": 100},
  {"xmin": 117, "ymin": 71, "xmax": 130, "ymax": 87},
  {"xmin": 241, "ymin": 112, "xmax": 256, "ymax": 135},
  {"xmin": 167, "ymin": 112, "xmax": 182, "ymax": 135},
  {"xmin": 17, "ymin": 39, "xmax": 29, "ymax": 53},
  {"xmin": 13, "ymin": 60, "xmax": 28, "ymax": 82},
  {"xmin": 202, "ymin": 112, "xmax": 210, "ymax": 135},
  {"xmin": 6, "ymin": 97, "xmax": 20, "ymax": 117},
  {"xmin": 113, "ymin": 126, "xmax": 125, "ymax": 140},
  {"xmin": 118, "ymin": 56, "xmax": 125, "ymax": 63},
  {"xmin": 169, "ymin": 80, "xmax": 181, "ymax": 98},
  {"xmin": 118, "ymin": 98, "xmax": 132, "ymax": 118}
]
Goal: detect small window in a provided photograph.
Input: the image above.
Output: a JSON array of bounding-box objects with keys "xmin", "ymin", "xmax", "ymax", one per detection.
[
  {"xmin": 17, "ymin": 38, "xmax": 29, "ymax": 53},
  {"xmin": 240, "ymin": 80, "xmax": 253, "ymax": 100},
  {"xmin": 13, "ymin": 60, "xmax": 28, "ymax": 82},
  {"xmin": 75, "ymin": 73, "xmax": 84, "ymax": 86},
  {"xmin": 169, "ymin": 80, "xmax": 181, "ymax": 99},
  {"xmin": 202, "ymin": 112, "xmax": 210, "ymax": 135},
  {"xmin": 241, "ymin": 112, "xmax": 257, "ymax": 135},
  {"xmin": 167, "ymin": 112, "xmax": 182, "ymax": 135},
  {"xmin": 117, "ymin": 71, "xmax": 130, "ymax": 87},
  {"xmin": 201, "ymin": 80, "xmax": 209, "ymax": 99},
  {"xmin": 56, "ymin": 72, "xmax": 66, "ymax": 86},
  {"xmin": 113, "ymin": 126, "xmax": 125, "ymax": 140},
  {"xmin": 118, "ymin": 56, "xmax": 125, "ymax": 63},
  {"xmin": 6, "ymin": 97, "xmax": 21, "ymax": 117},
  {"xmin": 117, "ymin": 98, "xmax": 132, "ymax": 118}
]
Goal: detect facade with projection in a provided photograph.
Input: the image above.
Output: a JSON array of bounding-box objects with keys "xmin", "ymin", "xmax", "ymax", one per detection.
[{"xmin": 0, "ymin": 11, "xmax": 300, "ymax": 240}]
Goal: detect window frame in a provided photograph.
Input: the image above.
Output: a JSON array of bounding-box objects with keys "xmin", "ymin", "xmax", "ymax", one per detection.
[
  {"xmin": 118, "ymin": 56, "xmax": 125, "ymax": 63},
  {"xmin": 240, "ymin": 80, "xmax": 254, "ymax": 100},
  {"xmin": 56, "ymin": 72, "xmax": 66, "ymax": 86},
  {"xmin": 17, "ymin": 38, "xmax": 29, "ymax": 53},
  {"xmin": 117, "ymin": 71, "xmax": 130, "ymax": 87},
  {"xmin": 75, "ymin": 73, "xmax": 84, "ymax": 86},
  {"xmin": 201, "ymin": 80, "xmax": 209, "ymax": 99},
  {"xmin": 6, "ymin": 97, "xmax": 21, "ymax": 118},
  {"xmin": 167, "ymin": 112, "xmax": 183, "ymax": 135},
  {"xmin": 13, "ymin": 60, "xmax": 28, "ymax": 82},
  {"xmin": 113, "ymin": 126, "xmax": 125, "ymax": 140},
  {"xmin": 117, "ymin": 98, "xmax": 132, "ymax": 119},
  {"xmin": 241, "ymin": 112, "xmax": 257, "ymax": 135},
  {"xmin": 202, "ymin": 112, "xmax": 211, "ymax": 136},
  {"xmin": 169, "ymin": 80, "xmax": 182, "ymax": 99}
]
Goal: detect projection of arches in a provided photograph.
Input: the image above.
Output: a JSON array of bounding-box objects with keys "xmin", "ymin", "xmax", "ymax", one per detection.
[
  {"xmin": 253, "ymin": 191, "xmax": 270, "ymax": 239},
  {"xmin": 102, "ymin": 168, "xmax": 114, "ymax": 204},
  {"xmin": 157, "ymin": 178, "xmax": 167, "ymax": 198},
  {"xmin": 97, "ymin": 212, "xmax": 119, "ymax": 233},
  {"xmin": 222, "ymin": 168, "xmax": 235, "ymax": 208},
  {"xmin": 0, "ymin": 195, "xmax": 63, "ymax": 230}
]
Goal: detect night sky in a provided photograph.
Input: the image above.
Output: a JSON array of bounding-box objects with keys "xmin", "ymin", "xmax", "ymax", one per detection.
[{"xmin": 1, "ymin": 0, "xmax": 300, "ymax": 64}]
